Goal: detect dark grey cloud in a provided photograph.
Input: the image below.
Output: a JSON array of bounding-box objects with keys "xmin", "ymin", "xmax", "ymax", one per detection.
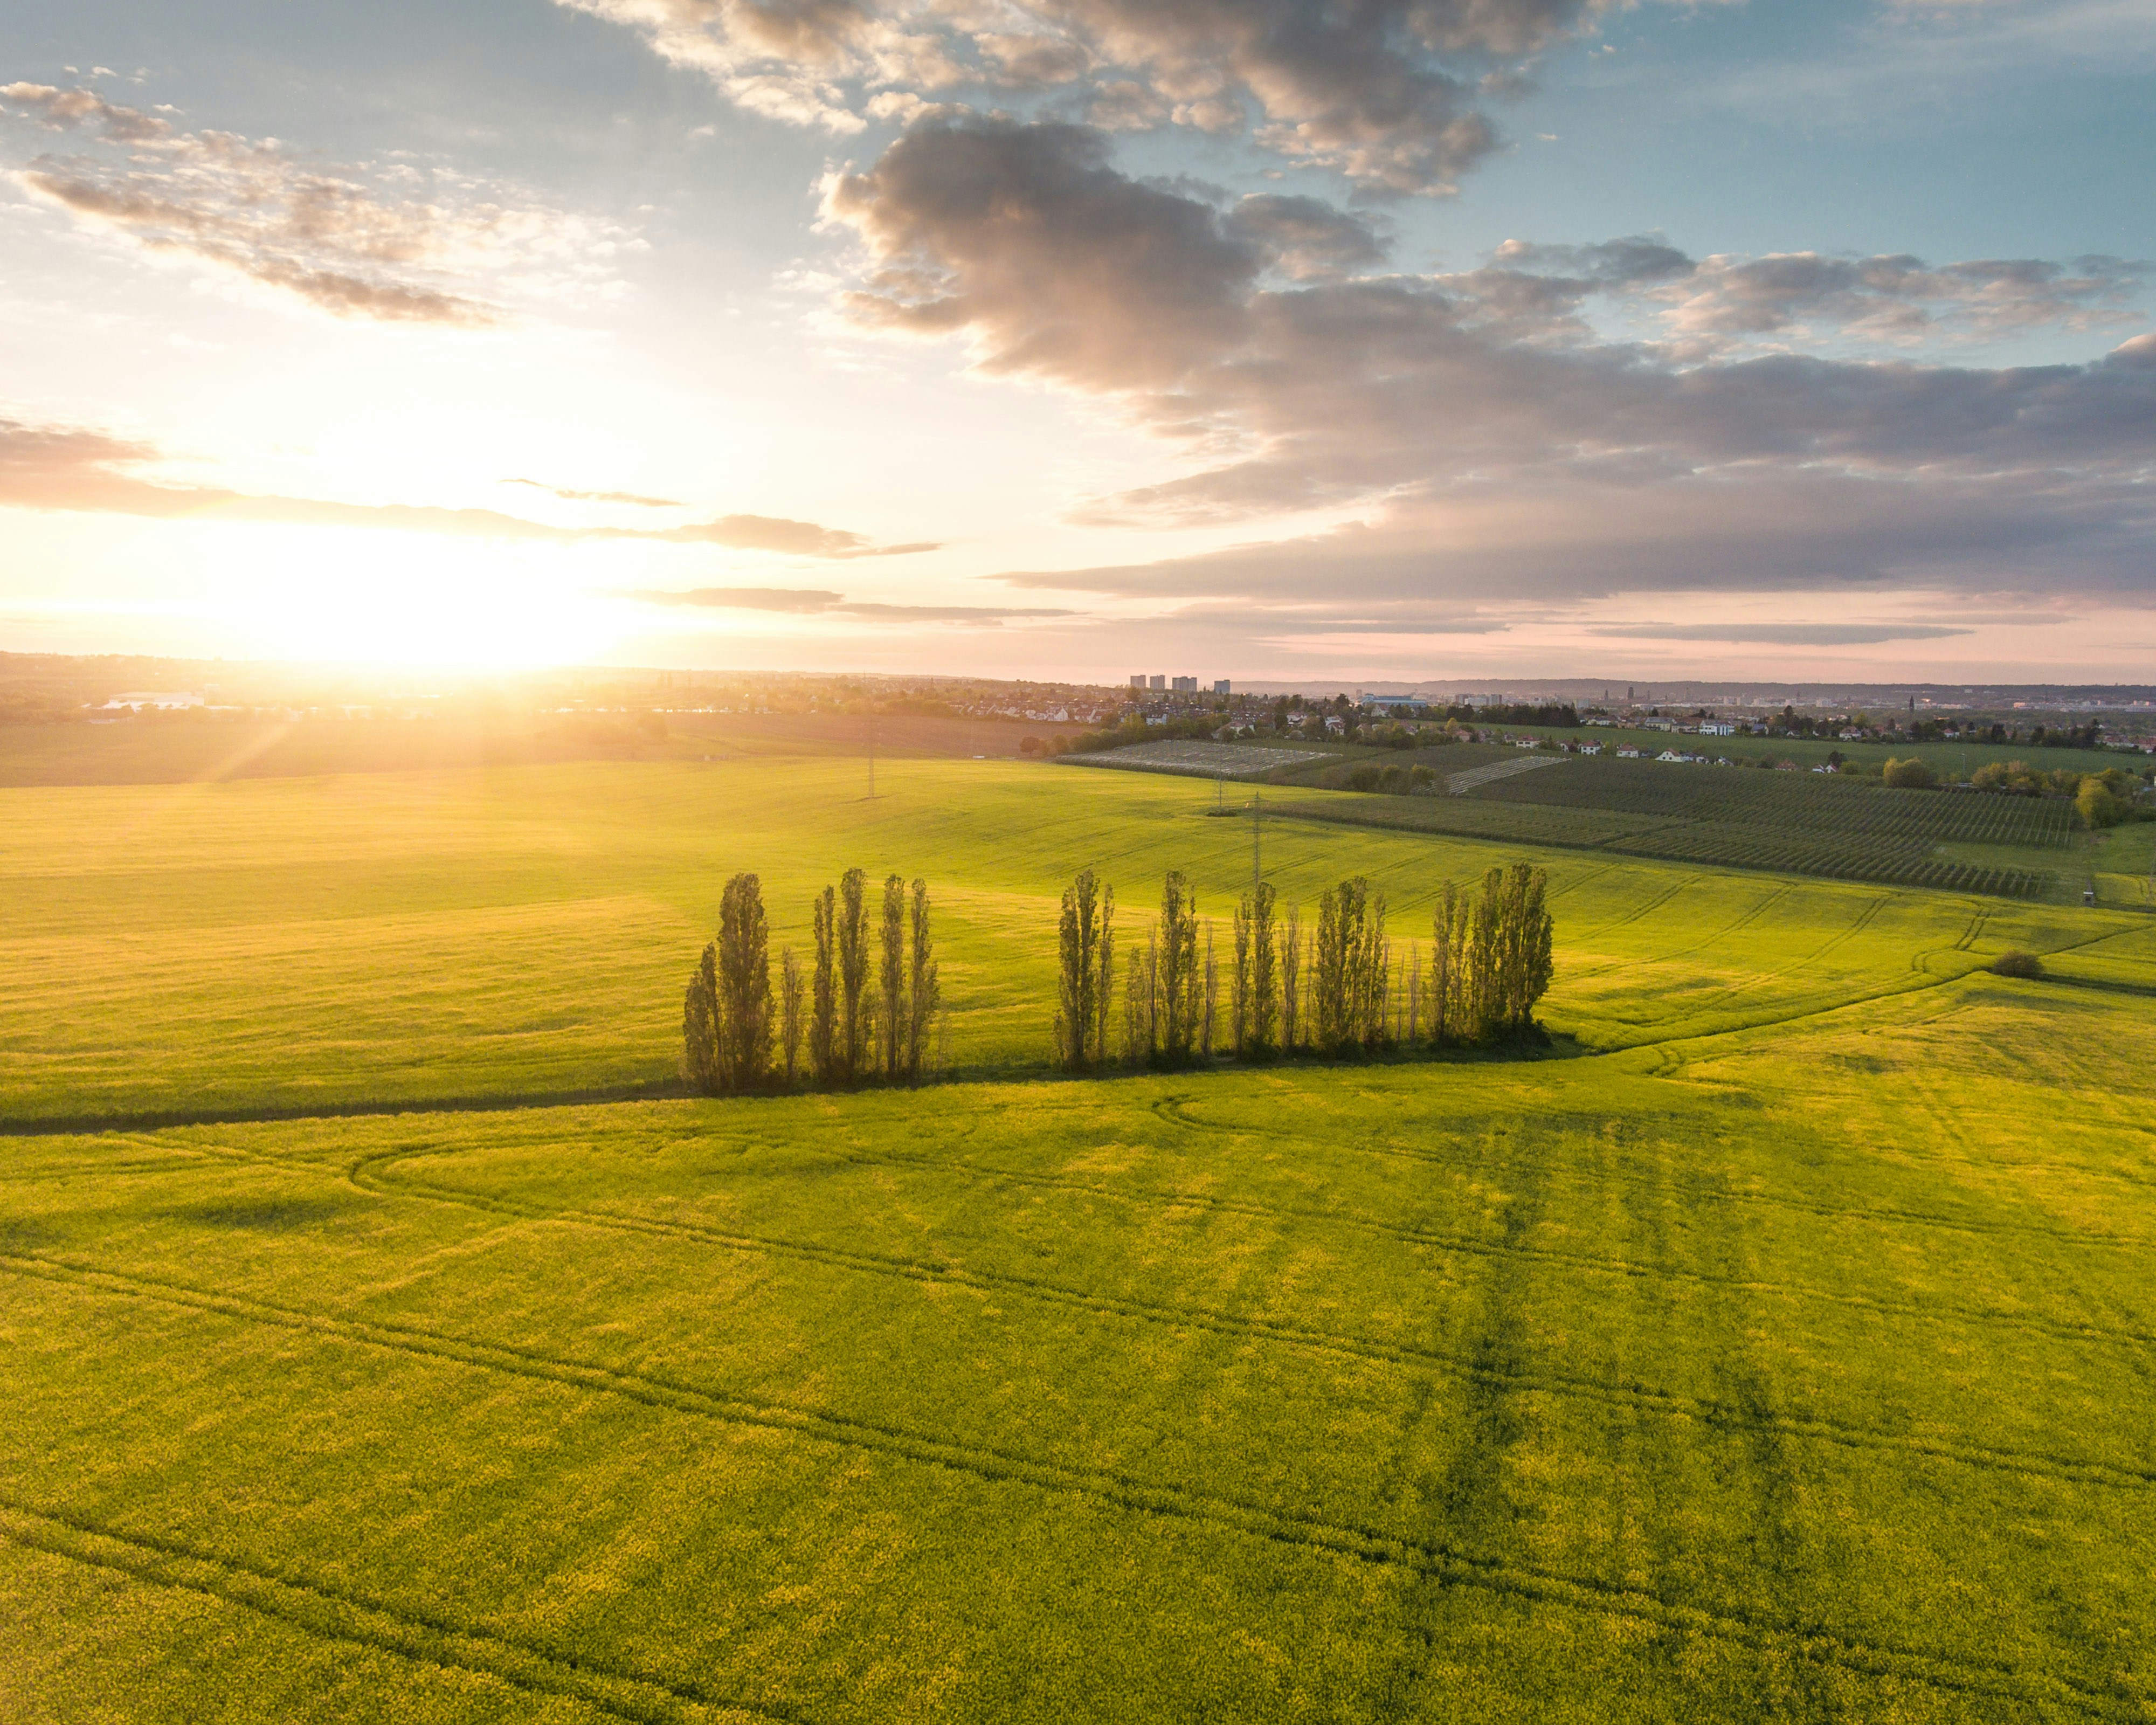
[
  {"xmin": 566, "ymin": 0, "xmax": 1629, "ymax": 192},
  {"xmin": 0, "ymin": 418, "xmax": 923, "ymax": 557},
  {"xmin": 1224, "ymin": 194, "xmax": 1386, "ymax": 280},
  {"xmin": 827, "ymin": 118, "xmax": 2156, "ymax": 597}
]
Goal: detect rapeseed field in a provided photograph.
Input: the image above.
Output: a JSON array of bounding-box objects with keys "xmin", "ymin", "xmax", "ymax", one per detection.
[{"xmin": 4, "ymin": 757, "xmax": 2153, "ymax": 1720}]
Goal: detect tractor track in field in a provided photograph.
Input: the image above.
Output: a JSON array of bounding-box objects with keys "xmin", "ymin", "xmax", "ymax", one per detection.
[
  {"xmin": 0, "ymin": 1493, "xmax": 785, "ymax": 1725},
  {"xmin": 1149, "ymin": 1092, "xmax": 2156, "ymax": 1244},
  {"xmin": 311, "ymin": 1161, "xmax": 2156, "ymax": 1495},
  {"xmin": 816, "ymin": 1138, "xmax": 2156, "ymax": 1356},
  {"xmin": 0, "ymin": 1251, "xmax": 2140, "ymax": 1721}
]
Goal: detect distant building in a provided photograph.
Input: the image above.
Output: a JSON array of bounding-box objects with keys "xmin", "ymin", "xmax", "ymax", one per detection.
[
  {"xmin": 1640, "ymin": 717, "xmax": 1676, "ymax": 731},
  {"xmin": 105, "ymin": 691, "xmax": 203, "ymax": 710},
  {"xmin": 1130, "ymin": 674, "xmax": 1147, "ymax": 689},
  {"xmin": 1324, "ymin": 715, "xmax": 1346, "ymax": 735},
  {"xmin": 1698, "ymin": 722, "xmax": 1735, "ymax": 736},
  {"xmin": 1214, "ymin": 679, "xmax": 1232, "ymax": 695},
  {"xmin": 1361, "ymin": 693, "xmax": 1422, "ymax": 710},
  {"xmin": 1616, "ymin": 745, "xmax": 1642, "ymax": 757},
  {"xmin": 1171, "ymin": 675, "xmax": 1198, "ymax": 693},
  {"xmin": 1149, "ymin": 674, "xmax": 1167, "ymax": 691}
]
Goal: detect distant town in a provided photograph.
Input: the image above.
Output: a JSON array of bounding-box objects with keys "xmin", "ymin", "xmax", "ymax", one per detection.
[{"xmin": 4, "ymin": 652, "xmax": 2154, "ymax": 754}]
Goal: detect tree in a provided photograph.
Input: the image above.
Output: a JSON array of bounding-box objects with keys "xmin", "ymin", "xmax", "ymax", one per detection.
[
  {"xmin": 1467, "ymin": 867, "xmax": 1503, "ymax": 1042},
  {"xmin": 1054, "ymin": 869, "xmax": 1115, "ymax": 1070},
  {"xmin": 778, "ymin": 947, "xmax": 805, "ymax": 1085},
  {"xmin": 1352, "ymin": 882, "xmax": 1389, "ymax": 1051},
  {"xmin": 1230, "ymin": 895, "xmax": 1253, "ymax": 1055},
  {"xmin": 1429, "ymin": 881, "xmax": 1466, "ymax": 1047},
  {"xmin": 906, "ymin": 877, "xmax": 939, "ymax": 1081},
  {"xmin": 1280, "ymin": 902, "xmax": 1302, "ymax": 1053},
  {"xmin": 880, "ymin": 872, "xmax": 907, "ymax": 1081},
  {"xmin": 1249, "ymin": 881, "xmax": 1278, "ymax": 1055},
  {"xmin": 1882, "ymin": 756, "xmax": 1937, "ymax": 789},
  {"xmin": 1493, "ymin": 862, "xmax": 1553, "ymax": 1035},
  {"xmin": 715, "ymin": 872, "xmax": 772, "ymax": 1091},
  {"xmin": 1156, "ymin": 871, "xmax": 1201, "ymax": 1065},
  {"xmin": 1122, "ymin": 935, "xmax": 1155, "ymax": 1067},
  {"xmin": 1314, "ymin": 878, "xmax": 1376, "ymax": 1053},
  {"xmin": 837, "ymin": 866, "xmax": 869, "ymax": 1083},
  {"xmin": 810, "ymin": 885, "xmax": 838, "ymax": 1083},
  {"xmin": 2078, "ymin": 775, "xmax": 2130, "ymax": 829},
  {"xmin": 682, "ymin": 941, "xmax": 722, "ymax": 1095},
  {"xmin": 1200, "ymin": 922, "xmax": 1218, "ymax": 1059}
]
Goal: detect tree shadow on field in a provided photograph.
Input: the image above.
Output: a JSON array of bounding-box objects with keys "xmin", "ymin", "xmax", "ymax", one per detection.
[
  {"xmin": 175, "ymin": 1196, "xmax": 357, "ymax": 1233},
  {"xmin": 1372, "ymin": 1134, "xmax": 1547, "ymax": 1715}
]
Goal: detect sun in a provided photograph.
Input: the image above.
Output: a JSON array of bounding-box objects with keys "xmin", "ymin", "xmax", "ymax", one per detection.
[{"xmin": 248, "ymin": 527, "xmax": 624, "ymax": 669}]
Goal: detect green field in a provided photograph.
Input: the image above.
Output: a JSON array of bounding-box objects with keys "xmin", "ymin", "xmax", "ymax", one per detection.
[{"xmin": 6, "ymin": 753, "xmax": 2156, "ymax": 1720}]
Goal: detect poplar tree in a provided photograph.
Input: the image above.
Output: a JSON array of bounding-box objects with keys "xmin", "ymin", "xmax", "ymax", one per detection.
[
  {"xmin": 1230, "ymin": 895, "xmax": 1253, "ymax": 1055},
  {"xmin": 1122, "ymin": 937, "xmax": 1153, "ymax": 1067},
  {"xmin": 1200, "ymin": 923, "xmax": 1217, "ymax": 1060},
  {"xmin": 1468, "ymin": 866, "xmax": 1503, "ymax": 1043},
  {"xmin": 1054, "ymin": 868, "xmax": 1115, "ymax": 1071},
  {"xmin": 1249, "ymin": 881, "xmax": 1277, "ymax": 1056},
  {"xmin": 810, "ymin": 885, "xmax": 838, "ymax": 1082},
  {"xmin": 1494, "ymin": 862, "xmax": 1554, "ymax": 1034},
  {"xmin": 1156, "ymin": 871, "xmax": 1201, "ymax": 1066},
  {"xmin": 1354, "ymin": 883, "xmax": 1389, "ymax": 1052},
  {"xmin": 906, "ymin": 877, "xmax": 939, "ymax": 1081},
  {"xmin": 682, "ymin": 940, "xmax": 722, "ymax": 1095},
  {"xmin": 879, "ymin": 872, "xmax": 907, "ymax": 1082},
  {"xmin": 837, "ymin": 866, "xmax": 869, "ymax": 1083},
  {"xmin": 778, "ymin": 947, "xmax": 805, "ymax": 1084},
  {"xmin": 1280, "ymin": 903, "xmax": 1302, "ymax": 1053},
  {"xmin": 716, "ymin": 872, "xmax": 772, "ymax": 1091},
  {"xmin": 1314, "ymin": 879, "xmax": 1365, "ymax": 1053},
  {"xmin": 1429, "ymin": 881, "xmax": 1460, "ymax": 1047}
]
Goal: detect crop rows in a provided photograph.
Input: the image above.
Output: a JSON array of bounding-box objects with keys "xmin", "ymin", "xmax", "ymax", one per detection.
[
  {"xmin": 1602, "ymin": 825, "xmax": 2053, "ymax": 899},
  {"xmin": 1276, "ymin": 794, "xmax": 2055, "ymax": 898},
  {"xmin": 1470, "ymin": 757, "xmax": 2075, "ymax": 850}
]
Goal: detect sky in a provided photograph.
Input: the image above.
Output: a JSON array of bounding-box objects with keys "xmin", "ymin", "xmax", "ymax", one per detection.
[{"xmin": 1, "ymin": 0, "xmax": 2151, "ymax": 685}]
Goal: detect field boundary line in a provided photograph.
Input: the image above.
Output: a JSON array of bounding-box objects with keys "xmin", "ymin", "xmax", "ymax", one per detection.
[
  {"xmin": 320, "ymin": 1164, "xmax": 2156, "ymax": 1495},
  {"xmin": 0, "ymin": 1494, "xmax": 783, "ymax": 1725},
  {"xmin": 0, "ymin": 1080, "xmax": 685, "ymax": 1139},
  {"xmin": 0, "ymin": 1255, "xmax": 2132, "ymax": 1720}
]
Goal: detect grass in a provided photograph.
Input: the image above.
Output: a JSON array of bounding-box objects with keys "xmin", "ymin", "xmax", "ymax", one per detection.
[{"xmin": 5, "ymin": 754, "xmax": 2156, "ymax": 1719}]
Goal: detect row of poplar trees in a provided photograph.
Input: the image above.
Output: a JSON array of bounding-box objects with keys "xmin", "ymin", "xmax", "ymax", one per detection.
[
  {"xmin": 683, "ymin": 867, "xmax": 940, "ymax": 1095},
  {"xmin": 1054, "ymin": 862, "xmax": 1553, "ymax": 1070}
]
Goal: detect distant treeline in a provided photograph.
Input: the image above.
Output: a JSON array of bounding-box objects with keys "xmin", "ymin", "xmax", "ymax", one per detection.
[
  {"xmin": 683, "ymin": 868, "xmax": 941, "ymax": 1095},
  {"xmin": 1054, "ymin": 863, "xmax": 1554, "ymax": 1071}
]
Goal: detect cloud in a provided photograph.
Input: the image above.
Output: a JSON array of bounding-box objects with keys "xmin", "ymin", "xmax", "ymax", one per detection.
[
  {"xmin": 0, "ymin": 417, "xmax": 921, "ymax": 557},
  {"xmin": 1654, "ymin": 251, "xmax": 2150, "ymax": 344},
  {"xmin": 506, "ymin": 479, "xmax": 686, "ymax": 507},
  {"xmin": 1, "ymin": 85, "xmax": 627, "ymax": 325},
  {"xmin": 630, "ymin": 585, "xmax": 1073, "ymax": 622},
  {"xmin": 1586, "ymin": 623, "xmax": 1976, "ymax": 645},
  {"xmin": 1223, "ymin": 194, "xmax": 1386, "ymax": 280},
  {"xmin": 561, "ymin": 0, "xmax": 1642, "ymax": 193},
  {"xmin": 633, "ymin": 585, "xmax": 847, "ymax": 612},
  {"xmin": 816, "ymin": 116, "xmax": 2156, "ymax": 613}
]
